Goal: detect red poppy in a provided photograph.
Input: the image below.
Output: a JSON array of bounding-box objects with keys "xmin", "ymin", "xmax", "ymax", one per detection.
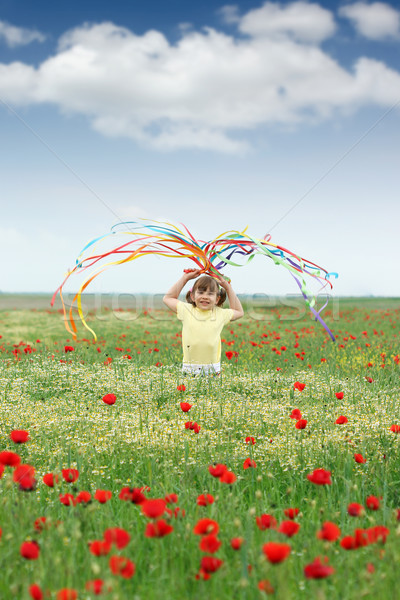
[
  {"xmin": 20, "ymin": 541, "xmax": 40, "ymax": 560},
  {"xmin": 0, "ymin": 465, "xmax": 4, "ymax": 479},
  {"xmin": 230, "ymin": 537, "xmax": 244, "ymax": 550},
  {"xmin": 197, "ymin": 493, "xmax": 214, "ymax": 506},
  {"xmin": 258, "ymin": 580, "xmax": 274, "ymax": 594},
  {"xmin": 141, "ymin": 498, "xmax": 166, "ymax": 519},
  {"xmin": 262, "ymin": 542, "xmax": 291, "ymax": 564},
  {"xmin": 199, "ymin": 534, "xmax": 222, "ymax": 553},
  {"xmin": 62, "ymin": 468, "xmax": 79, "ymax": 483},
  {"xmin": 59, "ymin": 493, "xmax": 77, "ymax": 507},
  {"xmin": 176, "ymin": 384, "xmax": 186, "ymax": 392},
  {"xmin": 304, "ymin": 556, "xmax": 335, "ymax": 579},
  {"xmin": 256, "ymin": 514, "xmax": 277, "ymax": 530},
  {"xmin": 354, "ymin": 453, "xmax": 366, "ymax": 464},
  {"xmin": 340, "ymin": 535, "xmax": 357, "ymax": 550},
  {"xmin": 335, "ymin": 416, "xmax": 348, "ymax": 425},
  {"xmin": 243, "ymin": 458, "xmax": 256, "ymax": 469},
  {"xmin": 200, "ymin": 556, "xmax": 223, "ymax": 573},
  {"xmin": 34, "ymin": 517, "xmax": 48, "ymax": 533},
  {"xmin": 290, "ymin": 409, "xmax": 301, "ymax": 420},
  {"xmin": 283, "ymin": 508, "xmax": 299, "ymax": 520},
  {"xmin": 56, "ymin": 589, "xmax": 78, "ymax": 600},
  {"xmin": 102, "ymin": 393, "xmax": 116, "ymax": 405},
  {"xmin": 0, "ymin": 450, "xmax": 21, "ymax": 467},
  {"xmin": 245, "ymin": 436, "xmax": 256, "ymax": 445},
  {"xmin": 193, "ymin": 518, "xmax": 219, "ymax": 536},
  {"xmin": 295, "ymin": 419, "xmax": 307, "ymax": 430},
  {"xmin": 390, "ymin": 424, "xmax": 400, "ymax": 433},
  {"xmin": 104, "ymin": 528, "xmax": 130, "ymax": 549},
  {"xmin": 219, "ymin": 470, "xmax": 236, "ymax": 484},
  {"xmin": 225, "ymin": 350, "xmax": 234, "ymax": 360},
  {"xmin": 29, "ymin": 584, "xmax": 43, "ymax": 600},
  {"xmin": 89, "ymin": 540, "xmax": 112, "ymax": 556},
  {"xmin": 64, "ymin": 346, "xmax": 74, "ymax": 353},
  {"xmin": 144, "ymin": 519, "xmax": 174, "ymax": 537},
  {"xmin": 365, "ymin": 376, "xmax": 374, "ymax": 383},
  {"xmin": 95, "ymin": 490, "xmax": 112, "ymax": 504},
  {"xmin": 76, "ymin": 491, "xmax": 92, "ymax": 504},
  {"xmin": 347, "ymin": 502, "xmax": 364, "ymax": 517},
  {"xmin": 180, "ymin": 402, "xmax": 192, "ymax": 412},
  {"xmin": 10, "ymin": 430, "xmax": 29, "ymax": 443},
  {"xmin": 317, "ymin": 521, "xmax": 341, "ymax": 541},
  {"xmin": 165, "ymin": 493, "xmax": 178, "ymax": 504},
  {"xmin": 85, "ymin": 579, "xmax": 105, "ymax": 595},
  {"xmin": 109, "ymin": 556, "xmax": 136, "ymax": 578},
  {"xmin": 307, "ymin": 469, "xmax": 332, "ymax": 485},
  {"xmin": 293, "ymin": 382, "xmax": 306, "ymax": 391},
  {"xmin": 366, "ymin": 495, "xmax": 380, "ymax": 510},
  {"xmin": 13, "ymin": 464, "xmax": 36, "ymax": 490},
  {"xmin": 278, "ymin": 521, "xmax": 300, "ymax": 537},
  {"xmin": 119, "ymin": 487, "xmax": 146, "ymax": 504},
  {"xmin": 42, "ymin": 473, "xmax": 59, "ymax": 487},
  {"xmin": 208, "ymin": 464, "xmax": 227, "ymax": 477},
  {"xmin": 335, "ymin": 392, "xmax": 344, "ymax": 400}
]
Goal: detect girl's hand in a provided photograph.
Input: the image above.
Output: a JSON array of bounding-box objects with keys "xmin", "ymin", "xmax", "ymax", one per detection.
[
  {"xmin": 215, "ymin": 274, "xmax": 231, "ymax": 290},
  {"xmin": 183, "ymin": 268, "xmax": 203, "ymax": 280}
]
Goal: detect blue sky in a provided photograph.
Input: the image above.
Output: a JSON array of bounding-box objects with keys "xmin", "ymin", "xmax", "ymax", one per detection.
[{"xmin": 1, "ymin": 0, "xmax": 399, "ymax": 298}]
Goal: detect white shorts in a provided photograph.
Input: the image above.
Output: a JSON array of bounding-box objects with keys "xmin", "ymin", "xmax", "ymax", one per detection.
[{"xmin": 182, "ymin": 362, "xmax": 221, "ymax": 376}]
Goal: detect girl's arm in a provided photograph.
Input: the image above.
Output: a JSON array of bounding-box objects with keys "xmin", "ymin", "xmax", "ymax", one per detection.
[
  {"xmin": 163, "ymin": 269, "xmax": 202, "ymax": 313},
  {"xmin": 217, "ymin": 277, "xmax": 244, "ymax": 321}
]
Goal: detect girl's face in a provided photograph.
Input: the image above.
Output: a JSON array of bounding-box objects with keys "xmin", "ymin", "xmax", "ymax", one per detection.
[{"xmin": 191, "ymin": 286, "xmax": 218, "ymax": 310}]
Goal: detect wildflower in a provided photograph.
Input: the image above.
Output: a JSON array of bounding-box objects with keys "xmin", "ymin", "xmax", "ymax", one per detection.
[
  {"xmin": 307, "ymin": 469, "xmax": 332, "ymax": 485},
  {"xmin": 199, "ymin": 534, "xmax": 222, "ymax": 553},
  {"xmin": 225, "ymin": 351, "xmax": 234, "ymax": 360},
  {"xmin": 109, "ymin": 556, "xmax": 136, "ymax": 578},
  {"xmin": 85, "ymin": 580, "xmax": 105, "ymax": 595},
  {"xmin": 243, "ymin": 458, "xmax": 256, "ymax": 469},
  {"xmin": 59, "ymin": 493, "xmax": 77, "ymax": 507},
  {"xmin": 185, "ymin": 421, "xmax": 201, "ymax": 433},
  {"xmin": 180, "ymin": 402, "xmax": 192, "ymax": 412},
  {"xmin": 366, "ymin": 496, "xmax": 380, "ymax": 511},
  {"xmin": 262, "ymin": 542, "xmax": 291, "ymax": 564},
  {"xmin": 208, "ymin": 464, "xmax": 227, "ymax": 477},
  {"xmin": 258, "ymin": 580, "xmax": 274, "ymax": 594},
  {"xmin": 354, "ymin": 453, "xmax": 366, "ymax": 464},
  {"xmin": 278, "ymin": 521, "xmax": 300, "ymax": 537},
  {"xmin": 29, "ymin": 584, "xmax": 43, "ymax": 600},
  {"xmin": 34, "ymin": 517, "xmax": 48, "ymax": 533},
  {"xmin": 256, "ymin": 514, "xmax": 277, "ymax": 530},
  {"xmin": 10, "ymin": 430, "xmax": 29, "ymax": 443},
  {"xmin": 165, "ymin": 493, "xmax": 178, "ymax": 504},
  {"xmin": 295, "ymin": 419, "xmax": 307, "ymax": 430},
  {"xmin": 335, "ymin": 392, "xmax": 344, "ymax": 400},
  {"xmin": 64, "ymin": 346, "xmax": 74, "ymax": 352},
  {"xmin": 304, "ymin": 556, "xmax": 334, "ymax": 579},
  {"xmin": 340, "ymin": 535, "xmax": 357, "ymax": 550},
  {"xmin": 193, "ymin": 519, "xmax": 219, "ymax": 536},
  {"xmin": 336, "ymin": 416, "xmax": 348, "ymax": 425},
  {"xmin": 62, "ymin": 468, "xmax": 79, "ymax": 483},
  {"xmin": 230, "ymin": 537, "xmax": 244, "ymax": 550},
  {"xmin": 197, "ymin": 493, "xmax": 214, "ymax": 506},
  {"xmin": 347, "ymin": 503, "xmax": 364, "ymax": 517},
  {"xmin": 219, "ymin": 470, "xmax": 236, "ymax": 484},
  {"xmin": 89, "ymin": 540, "xmax": 112, "ymax": 556},
  {"xmin": 176, "ymin": 384, "xmax": 186, "ymax": 392},
  {"xmin": 42, "ymin": 473, "xmax": 59, "ymax": 487},
  {"xmin": 245, "ymin": 436, "xmax": 256, "ymax": 445},
  {"xmin": 293, "ymin": 382, "xmax": 306, "ymax": 391},
  {"xmin": 283, "ymin": 508, "xmax": 299, "ymax": 520},
  {"xmin": 290, "ymin": 409, "xmax": 302, "ymax": 420},
  {"xmin": 95, "ymin": 490, "xmax": 112, "ymax": 503},
  {"xmin": 13, "ymin": 464, "xmax": 36, "ymax": 490},
  {"xmin": 20, "ymin": 541, "xmax": 40, "ymax": 560},
  {"xmin": 141, "ymin": 499, "xmax": 166, "ymax": 519},
  {"xmin": 119, "ymin": 487, "xmax": 146, "ymax": 504},
  {"xmin": 390, "ymin": 424, "xmax": 400, "ymax": 433},
  {"xmin": 0, "ymin": 450, "xmax": 21, "ymax": 467},
  {"xmin": 102, "ymin": 393, "xmax": 116, "ymax": 405},
  {"xmin": 365, "ymin": 377, "xmax": 374, "ymax": 383},
  {"xmin": 144, "ymin": 519, "xmax": 173, "ymax": 537},
  {"xmin": 56, "ymin": 590, "xmax": 78, "ymax": 600},
  {"xmin": 317, "ymin": 521, "xmax": 341, "ymax": 541},
  {"xmin": 104, "ymin": 528, "xmax": 130, "ymax": 549},
  {"xmin": 76, "ymin": 491, "xmax": 92, "ymax": 504},
  {"xmin": 200, "ymin": 556, "xmax": 223, "ymax": 573}
]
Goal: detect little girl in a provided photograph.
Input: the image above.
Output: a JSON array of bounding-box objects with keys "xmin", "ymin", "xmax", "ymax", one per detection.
[{"xmin": 163, "ymin": 269, "xmax": 244, "ymax": 375}]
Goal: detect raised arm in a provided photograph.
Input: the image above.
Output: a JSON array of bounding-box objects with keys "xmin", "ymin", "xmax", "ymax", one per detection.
[
  {"xmin": 217, "ymin": 276, "xmax": 244, "ymax": 321},
  {"xmin": 163, "ymin": 269, "xmax": 202, "ymax": 313}
]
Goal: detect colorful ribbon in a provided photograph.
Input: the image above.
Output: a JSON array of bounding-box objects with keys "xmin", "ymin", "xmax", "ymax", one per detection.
[{"xmin": 51, "ymin": 219, "xmax": 337, "ymax": 341}]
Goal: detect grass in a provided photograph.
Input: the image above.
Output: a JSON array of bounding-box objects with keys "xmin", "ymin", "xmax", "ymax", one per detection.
[{"xmin": 0, "ymin": 297, "xmax": 399, "ymax": 599}]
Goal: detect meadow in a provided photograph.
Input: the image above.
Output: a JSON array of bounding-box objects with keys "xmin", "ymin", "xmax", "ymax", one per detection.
[{"xmin": 0, "ymin": 295, "xmax": 399, "ymax": 600}]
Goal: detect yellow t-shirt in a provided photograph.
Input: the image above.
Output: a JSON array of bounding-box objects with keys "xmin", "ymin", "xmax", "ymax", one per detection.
[{"xmin": 176, "ymin": 300, "xmax": 234, "ymax": 364}]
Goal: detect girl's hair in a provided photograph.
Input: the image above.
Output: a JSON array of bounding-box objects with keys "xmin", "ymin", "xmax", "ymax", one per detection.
[{"xmin": 186, "ymin": 275, "xmax": 226, "ymax": 307}]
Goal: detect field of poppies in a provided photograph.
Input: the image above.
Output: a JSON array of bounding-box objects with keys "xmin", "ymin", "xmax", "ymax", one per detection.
[{"xmin": 0, "ymin": 296, "xmax": 399, "ymax": 600}]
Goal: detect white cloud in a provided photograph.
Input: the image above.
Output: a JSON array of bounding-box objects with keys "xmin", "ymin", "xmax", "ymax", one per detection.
[
  {"xmin": 0, "ymin": 20, "xmax": 46, "ymax": 47},
  {"xmin": 339, "ymin": 2, "xmax": 400, "ymax": 40},
  {"xmin": 0, "ymin": 7, "xmax": 399, "ymax": 152},
  {"xmin": 239, "ymin": 1, "xmax": 336, "ymax": 43}
]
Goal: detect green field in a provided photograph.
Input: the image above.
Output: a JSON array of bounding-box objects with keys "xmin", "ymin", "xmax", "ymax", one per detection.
[{"xmin": 0, "ymin": 297, "xmax": 399, "ymax": 599}]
